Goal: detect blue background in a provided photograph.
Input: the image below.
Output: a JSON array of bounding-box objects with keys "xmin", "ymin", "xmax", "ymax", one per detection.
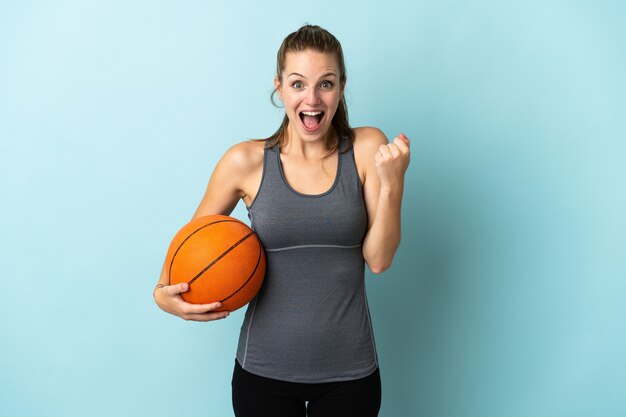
[{"xmin": 1, "ymin": 1, "xmax": 625, "ymax": 416}]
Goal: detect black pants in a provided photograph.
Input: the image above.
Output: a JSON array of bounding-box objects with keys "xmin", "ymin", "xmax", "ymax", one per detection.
[{"xmin": 232, "ymin": 361, "xmax": 381, "ymax": 417}]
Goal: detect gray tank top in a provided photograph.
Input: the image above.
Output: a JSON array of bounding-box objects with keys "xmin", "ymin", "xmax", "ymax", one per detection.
[{"xmin": 236, "ymin": 139, "xmax": 378, "ymax": 383}]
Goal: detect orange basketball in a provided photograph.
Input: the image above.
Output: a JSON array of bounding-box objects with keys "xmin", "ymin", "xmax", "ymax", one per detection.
[{"xmin": 165, "ymin": 214, "xmax": 266, "ymax": 312}]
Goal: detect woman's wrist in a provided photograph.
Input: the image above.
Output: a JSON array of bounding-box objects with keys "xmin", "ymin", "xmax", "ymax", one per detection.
[
  {"xmin": 378, "ymin": 183, "xmax": 404, "ymax": 199},
  {"xmin": 153, "ymin": 283, "xmax": 166, "ymax": 298}
]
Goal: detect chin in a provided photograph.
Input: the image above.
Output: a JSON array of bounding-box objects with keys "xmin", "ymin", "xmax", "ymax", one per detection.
[{"xmin": 300, "ymin": 126, "xmax": 333, "ymax": 142}]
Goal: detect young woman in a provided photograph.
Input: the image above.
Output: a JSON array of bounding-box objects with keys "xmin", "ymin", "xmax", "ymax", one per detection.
[{"xmin": 154, "ymin": 24, "xmax": 410, "ymax": 417}]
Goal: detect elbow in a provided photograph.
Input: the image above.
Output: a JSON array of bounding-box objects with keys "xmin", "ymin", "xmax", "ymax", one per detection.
[
  {"xmin": 368, "ymin": 261, "xmax": 391, "ymax": 275},
  {"xmin": 364, "ymin": 245, "xmax": 399, "ymax": 275},
  {"xmin": 364, "ymin": 249, "xmax": 398, "ymax": 275}
]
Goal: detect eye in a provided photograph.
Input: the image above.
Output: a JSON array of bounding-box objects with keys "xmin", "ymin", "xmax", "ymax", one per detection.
[
  {"xmin": 320, "ymin": 80, "xmax": 334, "ymax": 89},
  {"xmin": 291, "ymin": 81, "xmax": 304, "ymax": 89}
]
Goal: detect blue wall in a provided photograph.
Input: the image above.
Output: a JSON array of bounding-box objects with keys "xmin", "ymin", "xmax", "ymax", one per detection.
[{"xmin": 1, "ymin": 1, "xmax": 625, "ymax": 416}]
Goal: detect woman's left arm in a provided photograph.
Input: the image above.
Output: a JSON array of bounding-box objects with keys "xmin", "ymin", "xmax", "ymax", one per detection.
[{"xmin": 357, "ymin": 128, "xmax": 411, "ymax": 274}]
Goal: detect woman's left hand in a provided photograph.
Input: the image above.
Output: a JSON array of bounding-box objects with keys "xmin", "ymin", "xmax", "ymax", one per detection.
[{"xmin": 375, "ymin": 133, "xmax": 411, "ymax": 191}]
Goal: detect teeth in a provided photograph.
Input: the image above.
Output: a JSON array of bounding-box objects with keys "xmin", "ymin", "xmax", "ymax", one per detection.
[{"xmin": 301, "ymin": 111, "xmax": 322, "ymax": 116}]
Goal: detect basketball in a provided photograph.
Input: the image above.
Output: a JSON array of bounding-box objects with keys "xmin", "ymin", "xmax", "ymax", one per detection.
[{"xmin": 165, "ymin": 214, "xmax": 266, "ymax": 312}]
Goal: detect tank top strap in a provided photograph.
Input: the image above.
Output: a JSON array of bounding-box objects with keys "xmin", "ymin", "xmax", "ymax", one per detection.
[
  {"xmin": 249, "ymin": 143, "xmax": 289, "ymax": 203},
  {"xmin": 260, "ymin": 138, "xmax": 360, "ymax": 193},
  {"xmin": 337, "ymin": 139, "xmax": 363, "ymax": 193},
  {"xmin": 260, "ymin": 143, "xmax": 283, "ymax": 185}
]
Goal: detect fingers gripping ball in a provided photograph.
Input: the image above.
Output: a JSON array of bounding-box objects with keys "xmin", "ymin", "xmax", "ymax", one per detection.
[{"xmin": 165, "ymin": 215, "xmax": 266, "ymax": 312}]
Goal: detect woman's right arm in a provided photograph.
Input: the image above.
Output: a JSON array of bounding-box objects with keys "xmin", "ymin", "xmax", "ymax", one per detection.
[{"xmin": 153, "ymin": 141, "xmax": 260, "ymax": 321}]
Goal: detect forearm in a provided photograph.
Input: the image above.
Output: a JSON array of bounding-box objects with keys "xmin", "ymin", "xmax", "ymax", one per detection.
[{"xmin": 362, "ymin": 185, "xmax": 404, "ymax": 274}]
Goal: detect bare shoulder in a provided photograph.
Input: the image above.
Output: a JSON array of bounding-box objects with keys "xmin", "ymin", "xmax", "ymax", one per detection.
[
  {"xmin": 194, "ymin": 139, "xmax": 265, "ymax": 217},
  {"xmin": 352, "ymin": 127, "xmax": 388, "ymax": 182},
  {"xmin": 353, "ymin": 126, "xmax": 389, "ymax": 151},
  {"xmin": 352, "ymin": 126, "xmax": 389, "ymax": 145},
  {"xmin": 220, "ymin": 139, "xmax": 265, "ymax": 174},
  {"xmin": 214, "ymin": 139, "xmax": 265, "ymax": 206}
]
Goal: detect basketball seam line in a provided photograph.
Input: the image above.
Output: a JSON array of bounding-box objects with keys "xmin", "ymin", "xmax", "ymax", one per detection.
[
  {"xmin": 218, "ymin": 237, "xmax": 263, "ymax": 303},
  {"xmin": 187, "ymin": 231, "xmax": 256, "ymax": 286},
  {"xmin": 168, "ymin": 219, "xmax": 244, "ymax": 281}
]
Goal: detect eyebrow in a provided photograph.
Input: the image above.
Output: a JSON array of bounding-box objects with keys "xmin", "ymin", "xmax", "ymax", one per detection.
[{"xmin": 287, "ymin": 71, "xmax": 338, "ymax": 78}]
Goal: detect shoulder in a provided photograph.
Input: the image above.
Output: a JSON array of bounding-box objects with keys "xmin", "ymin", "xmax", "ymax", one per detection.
[
  {"xmin": 351, "ymin": 127, "xmax": 388, "ymax": 181},
  {"xmin": 218, "ymin": 139, "xmax": 265, "ymax": 175},
  {"xmin": 352, "ymin": 126, "xmax": 388, "ymax": 145},
  {"xmin": 352, "ymin": 126, "xmax": 388, "ymax": 151},
  {"xmin": 198, "ymin": 139, "xmax": 265, "ymax": 212}
]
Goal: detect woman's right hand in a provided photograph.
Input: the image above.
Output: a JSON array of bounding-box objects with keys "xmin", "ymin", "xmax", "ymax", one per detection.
[{"xmin": 154, "ymin": 282, "xmax": 230, "ymax": 322}]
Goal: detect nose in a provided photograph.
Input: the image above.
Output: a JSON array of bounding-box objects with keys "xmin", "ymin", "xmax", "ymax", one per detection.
[{"xmin": 305, "ymin": 87, "xmax": 322, "ymax": 105}]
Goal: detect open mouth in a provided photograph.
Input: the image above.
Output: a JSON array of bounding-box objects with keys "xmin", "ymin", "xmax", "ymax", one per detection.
[{"xmin": 299, "ymin": 111, "xmax": 325, "ymax": 132}]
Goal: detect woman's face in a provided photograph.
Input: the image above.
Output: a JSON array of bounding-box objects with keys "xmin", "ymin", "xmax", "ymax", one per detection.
[{"xmin": 275, "ymin": 50, "xmax": 344, "ymax": 143}]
